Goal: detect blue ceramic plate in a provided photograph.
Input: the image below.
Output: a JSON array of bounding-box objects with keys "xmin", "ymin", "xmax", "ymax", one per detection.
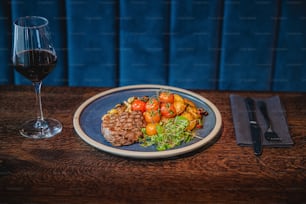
[{"xmin": 73, "ymin": 85, "xmax": 222, "ymax": 159}]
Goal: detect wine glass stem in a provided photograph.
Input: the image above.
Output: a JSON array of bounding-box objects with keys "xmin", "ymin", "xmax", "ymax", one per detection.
[{"xmin": 33, "ymin": 81, "xmax": 44, "ymax": 122}]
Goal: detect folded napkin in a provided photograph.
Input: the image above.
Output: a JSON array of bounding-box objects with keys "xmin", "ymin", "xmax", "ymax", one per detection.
[{"xmin": 230, "ymin": 94, "xmax": 293, "ymax": 147}]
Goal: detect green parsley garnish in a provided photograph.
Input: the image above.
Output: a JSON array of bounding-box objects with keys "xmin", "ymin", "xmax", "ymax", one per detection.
[{"xmin": 139, "ymin": 116, "xmax": 194, "ymax": 151}]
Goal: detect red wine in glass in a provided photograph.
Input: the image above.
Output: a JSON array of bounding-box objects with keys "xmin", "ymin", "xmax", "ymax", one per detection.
[
  {"xmin": 12, "ymin": 16, "xmax": 62, "ymax": 139},
  {"xmin": 15, "ymin": 49, "xmax": 57, "ymax": 82}
]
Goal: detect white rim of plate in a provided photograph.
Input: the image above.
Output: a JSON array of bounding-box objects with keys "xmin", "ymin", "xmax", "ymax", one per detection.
[{"xmin": 73, "ymin": 84, "xmax": 222, "ymax": 159}]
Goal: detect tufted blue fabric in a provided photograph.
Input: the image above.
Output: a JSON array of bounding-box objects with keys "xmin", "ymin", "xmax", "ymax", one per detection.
[
  {"xmin": 0, "ymin": 0, "xmax": 305, "ymax": 91},
  {"xmin": 273, "ymin": 0, "xmax": 306, "ymax": 91},
  {"xmin": 219, "ymin": 0, "xmax": 279, "ymax": 91},
  {"xmin": 119, "ymin": 0, "xmax": 169, "ymax": 86}
]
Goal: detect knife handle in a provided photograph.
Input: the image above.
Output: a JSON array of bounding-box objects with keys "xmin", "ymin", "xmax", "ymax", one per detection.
[{"xmin": 245, "ymin": 97, "xmax": 256, "ymax": 122}]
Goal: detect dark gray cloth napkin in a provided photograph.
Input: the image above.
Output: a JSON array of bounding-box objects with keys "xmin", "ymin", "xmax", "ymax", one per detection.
[{"xmin": 230, "ymin": 94, "xmax": 293, "ymax": 147}]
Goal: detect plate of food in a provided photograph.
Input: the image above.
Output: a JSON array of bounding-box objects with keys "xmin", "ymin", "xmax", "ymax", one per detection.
[{"xmin": 73, "ymin": 84, "xmax": 222, "ymax": 159}]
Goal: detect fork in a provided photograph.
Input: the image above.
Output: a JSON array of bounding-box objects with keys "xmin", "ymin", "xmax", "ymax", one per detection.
[{"xmin": 257, "ymin": 101, "xmax": 281, "ymax": 141}]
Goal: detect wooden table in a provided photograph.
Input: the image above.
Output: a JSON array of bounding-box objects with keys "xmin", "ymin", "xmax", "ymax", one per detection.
[{"xmin": 0, "ymin": 85, "xmax": 305, "ymax": 203}]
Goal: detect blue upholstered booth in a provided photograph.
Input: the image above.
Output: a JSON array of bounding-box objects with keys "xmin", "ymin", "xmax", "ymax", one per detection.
[{"xmin": 1, "ymin": 0, "xmax": 306, "ymax": 92}]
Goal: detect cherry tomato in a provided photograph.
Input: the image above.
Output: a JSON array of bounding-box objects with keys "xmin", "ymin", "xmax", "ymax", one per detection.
[
  {"xmin": 160, "ymin": 102, "xmax": 176, "ymax": 118},
  {"xmin": 131, "ymin": 99, "xmax": 146, "ymax": 112},
  {"xmin": 145, "ymin": 123, "xmax": 158, "ymax": 136},
  {"xmin": 159, "ymin": 92, "xmax": 174, "ymax": 103},
  {"xmin": 143, "ymin": 110, "xmax": 161, "ymax": 123},
  {"xmin": 145, "ymin": 98, "xmax": 160, "ymax": 111}
]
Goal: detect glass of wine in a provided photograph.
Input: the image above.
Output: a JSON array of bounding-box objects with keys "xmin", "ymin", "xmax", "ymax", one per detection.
[{"xmin": 12, "ymin": 16, "xmax": 62, "ymax": 139}]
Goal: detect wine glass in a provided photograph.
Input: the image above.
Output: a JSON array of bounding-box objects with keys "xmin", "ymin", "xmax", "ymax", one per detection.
[{"xmin": 12, "ymin": 16, "xmax": 62, "ymax": 139}]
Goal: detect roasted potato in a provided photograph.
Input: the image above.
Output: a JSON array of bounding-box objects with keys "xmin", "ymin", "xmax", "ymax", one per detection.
[
  {"xmin": 186, "ymin": 106, "xmax": 201, "ymax": 119},
  {"xmin": 174, "ymin": 94, "xmax": 184, "ymax": 102},
  {"xmin": 180, "ymin": 111, "xmax": 197, "ymax": 130},
  {"xmin": 183, "ymin": 98, "xmax": 196, "ymax": 107},
  {"xmin": 173, "ymin": 101, "xmax": 186, "ymax": 115}
]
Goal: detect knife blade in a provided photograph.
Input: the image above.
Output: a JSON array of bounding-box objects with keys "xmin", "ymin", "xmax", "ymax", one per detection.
[{"xmin": 244, "ymin": 97, "xmax": 262, "ymax": 156}]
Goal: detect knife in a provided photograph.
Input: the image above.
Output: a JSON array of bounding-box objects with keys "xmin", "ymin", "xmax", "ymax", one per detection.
[{"xmin": 244, "ymin": 97, "xmax": 262, "ymax": 156}]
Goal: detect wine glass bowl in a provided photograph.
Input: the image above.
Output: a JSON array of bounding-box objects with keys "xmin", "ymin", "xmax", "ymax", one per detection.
[{"xmin": 12, "ymin": 16, "xmax": 62, "ymax": 139}]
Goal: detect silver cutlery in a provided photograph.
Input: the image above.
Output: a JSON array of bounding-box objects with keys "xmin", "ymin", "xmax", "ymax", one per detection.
[{"xmin": 257, "ymin": 101, "xmax": 281, "ymax": 141}]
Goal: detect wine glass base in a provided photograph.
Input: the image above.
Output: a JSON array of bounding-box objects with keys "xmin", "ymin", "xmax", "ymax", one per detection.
[{"xmin": 19, "ymin": 118, "xmax": 62, "ymax": 139}]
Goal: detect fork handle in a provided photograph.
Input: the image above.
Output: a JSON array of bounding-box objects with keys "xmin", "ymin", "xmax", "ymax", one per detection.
[{"xmin": 257, "ymin": 101, "xmax": 271, "ymax": 128}]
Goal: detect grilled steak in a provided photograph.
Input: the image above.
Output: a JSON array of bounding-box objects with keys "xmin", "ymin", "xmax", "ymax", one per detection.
[{"xmin": 101, "ymin": 111, "xmax": 146, "ymax": 146}]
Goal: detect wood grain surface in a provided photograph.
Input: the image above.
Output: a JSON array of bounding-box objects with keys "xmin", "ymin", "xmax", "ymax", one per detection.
[{"xmin": 0, "ymin": 85, "xmax": 305, "ymax": 203}]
